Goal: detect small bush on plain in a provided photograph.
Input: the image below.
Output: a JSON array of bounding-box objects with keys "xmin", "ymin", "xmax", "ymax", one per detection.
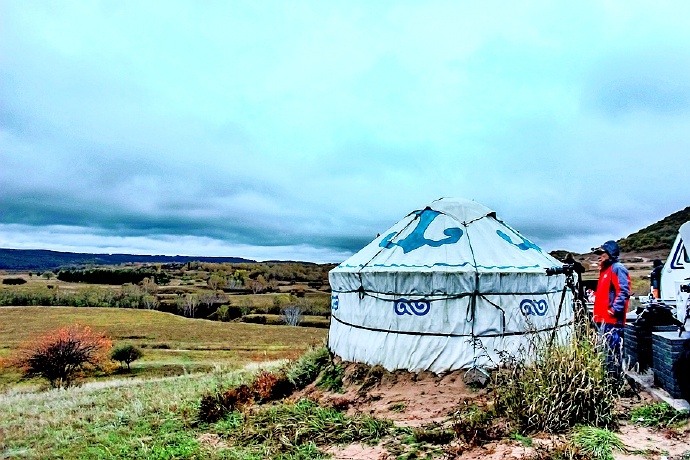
[
  {"xmin": 2, "ymin": 277, "xmax": 26, "ymax": 285},
  {"xmin": 10, "ymin": 324, "xmax": 112, "ymax": 388},
  {"xmin": 111, "ymin": 345, "xmax": 143, "ymax": 371},
  {"xmin": 215, "ymin": 304, "xmax": 243, "ymax": 321}
]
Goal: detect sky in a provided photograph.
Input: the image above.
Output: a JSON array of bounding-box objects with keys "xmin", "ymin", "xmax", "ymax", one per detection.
[{"xmin": 1, "ymin": 1, "xmax": 689, "ymax": 263}]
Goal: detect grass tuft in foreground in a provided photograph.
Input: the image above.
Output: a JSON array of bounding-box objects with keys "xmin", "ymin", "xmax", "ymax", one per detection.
[
  {"xmin": 214, "ymin": 399, "xmax": 393, "ymax": 458},
  {"xmin": 630, "ymin": 402, "xmax": 689, "ymax": 428},
  {"xmin": 285, "ymin": 345, "xmax": 330, "ymax": 389},
  {"xmin": 571, "ymin": 425, "xmax": 625, "ymax": 460}
]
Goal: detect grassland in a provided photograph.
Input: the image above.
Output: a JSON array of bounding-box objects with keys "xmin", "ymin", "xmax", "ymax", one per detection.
[
  {"xmin": 0, "ymin": 306, "xmax": 327, "ymax": 388},
  {"xmin": 0, "ymin": 364, "xmax": 259, "ymax": 459}
]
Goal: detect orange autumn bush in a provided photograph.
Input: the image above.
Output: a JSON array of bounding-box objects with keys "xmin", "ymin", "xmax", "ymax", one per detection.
[{"xmin": 10, "ymin": 324, "xmax": 112, "ymax": 388}]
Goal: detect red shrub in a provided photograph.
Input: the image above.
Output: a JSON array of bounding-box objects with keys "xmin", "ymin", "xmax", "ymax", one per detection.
[
  {"xmin": 10, "ymin": 324, "xmax": 112, "ymax": 388},
  {"xmin": 199, "ymin": 384, "xmax": 255, "ymax": 423},
  {"xmin": 252, "ymin": 370, "xmax": 279, "ymax": 401}
]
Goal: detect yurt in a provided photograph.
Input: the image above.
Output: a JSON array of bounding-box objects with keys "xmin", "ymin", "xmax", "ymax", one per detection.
[{"xmin": 328, "ymin": 198, "xmax": 573, "ymax": 373}]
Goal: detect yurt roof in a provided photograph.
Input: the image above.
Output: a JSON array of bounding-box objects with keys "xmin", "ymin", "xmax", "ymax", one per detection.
[{"xmin": 332, "ymin": 197, "xmax": 561, "ymax": 274}]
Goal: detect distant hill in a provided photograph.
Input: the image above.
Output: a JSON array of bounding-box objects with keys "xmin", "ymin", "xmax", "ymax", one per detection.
[
  {"xmin": 0, "ymin": 248, "xmax": 256, "ymax": 271},
  {"xmin": 617, "ymin": 206, "xmax": 690, "ymax": 252}
]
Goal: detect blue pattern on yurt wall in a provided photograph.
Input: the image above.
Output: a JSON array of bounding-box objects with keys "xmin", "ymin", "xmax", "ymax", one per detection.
[
  {"xmin": 394, "ymin": 298, "xmax": 431, "ymax": 316},
  {"xmin": 520, "ymin": 298, "xmax": 548, "ymax": 316}
]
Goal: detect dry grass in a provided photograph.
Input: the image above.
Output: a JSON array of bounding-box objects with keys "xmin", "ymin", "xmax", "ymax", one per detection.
[
  {"xmin": 0, "ymin": 307, "xmax": 327, "ymax": 386},
  {"xmin": 494, "ymin": 327, "xmax": 619, "ymax": 433}
]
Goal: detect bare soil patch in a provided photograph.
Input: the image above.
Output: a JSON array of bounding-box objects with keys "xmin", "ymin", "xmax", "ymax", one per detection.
[
  {"xmin": 294, "ymin": 363, "xmax": 486, "ymax": 428},
  {"xmin": 295, "ymin": 362, "xmax": 690, "ymax": 460}
]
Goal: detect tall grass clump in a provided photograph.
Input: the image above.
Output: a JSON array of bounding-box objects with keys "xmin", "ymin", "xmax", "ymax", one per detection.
[
  {"xmin": 494, "ymin": 327, "xmax": 619, "ymax": 433},
  {"xmin": 285, "ymin": 345, "xmax": 329, "ymax": 390}
]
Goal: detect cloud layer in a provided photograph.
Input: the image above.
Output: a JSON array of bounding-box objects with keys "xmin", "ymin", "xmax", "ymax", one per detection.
[{"xmin": 1, "ymin": 1, "xmax": 689, "ymax": 262}]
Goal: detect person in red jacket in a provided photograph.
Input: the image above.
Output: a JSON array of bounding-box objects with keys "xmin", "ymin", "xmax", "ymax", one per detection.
[{"xmin": 592, "ymin": 240, "xmax": 631, "ymax": 379}]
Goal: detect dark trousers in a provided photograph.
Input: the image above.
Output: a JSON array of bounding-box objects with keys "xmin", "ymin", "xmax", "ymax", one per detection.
[{"xmin": 598, "ymin": 323, "xmax": 623, "ymax": 381}]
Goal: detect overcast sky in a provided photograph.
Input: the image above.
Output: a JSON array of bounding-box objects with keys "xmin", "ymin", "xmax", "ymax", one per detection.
[{"xmin": 1, "ymin": 1, "xmax": 689, "ymax": 263}]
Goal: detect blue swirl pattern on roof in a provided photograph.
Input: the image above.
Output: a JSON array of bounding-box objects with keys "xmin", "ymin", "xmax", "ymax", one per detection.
[
  {"xmin": 379, "ymin": 209, "xmax": 463, "ymax": 254},
  {"xmin": 496, "ymin": 228, "xmax": 542, "ymax": 253}
]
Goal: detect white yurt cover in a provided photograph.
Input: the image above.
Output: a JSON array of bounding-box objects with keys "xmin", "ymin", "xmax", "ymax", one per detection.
[{"xmin": 328, "ymin": 198, "xmax": 573, "ymax": 373}]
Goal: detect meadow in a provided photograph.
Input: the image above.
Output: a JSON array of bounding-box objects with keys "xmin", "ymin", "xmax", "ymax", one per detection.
[
  {"xmin": 0, "ymin": 363, "xmax": 262, "ymax": 459},
  {"xmin": 0, "ymin": 306, "xmax": 327, "ymax": 388}
]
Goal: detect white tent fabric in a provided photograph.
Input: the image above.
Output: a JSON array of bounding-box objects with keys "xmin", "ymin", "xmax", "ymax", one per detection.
[{"xmin": 328, "ymin": 198, "xmax": 573, "ymax": 373}]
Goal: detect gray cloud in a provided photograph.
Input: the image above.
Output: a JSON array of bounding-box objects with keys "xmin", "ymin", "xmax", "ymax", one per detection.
[{"xmin": 2, "ymin": 2, "xmax": 690, "ymax": 261}]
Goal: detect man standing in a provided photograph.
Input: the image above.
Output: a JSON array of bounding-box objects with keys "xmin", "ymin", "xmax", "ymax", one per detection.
[
  {"xmin": 649, "ymin": 259, "xmax": 663, "ymax": 299},
  {"xmin": 592, "ymin": 240, "xmax": 631, "ymax": 379}
]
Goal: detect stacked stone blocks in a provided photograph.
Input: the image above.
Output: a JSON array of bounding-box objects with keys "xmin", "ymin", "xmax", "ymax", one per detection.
[
  {"xmin": 624, "ymin": 324, "xmax": 678, "ymax": 372},
  {"xmin": 651, "ymin": 331, "xmax": 688, "ymax": 400}
]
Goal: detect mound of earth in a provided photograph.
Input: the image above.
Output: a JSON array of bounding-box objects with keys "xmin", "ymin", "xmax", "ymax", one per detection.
[
  {"xmin": 293, "ymin": 362, "xmax": 690, "ymax": 460},
  {"xmin": 294, "ymin": 363, "xmax": 487, "ymax": 428}
]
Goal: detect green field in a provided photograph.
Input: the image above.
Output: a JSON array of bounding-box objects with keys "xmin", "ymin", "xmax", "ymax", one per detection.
[
  {"xmin": 0, "ymin": 364, "xmax": 261, "ymax": 459},
  {"xmin": 0, "ymin": 306, "xmax": 328, "ymax": 387}
]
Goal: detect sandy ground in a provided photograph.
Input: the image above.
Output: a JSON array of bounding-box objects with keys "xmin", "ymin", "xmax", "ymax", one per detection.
[{"xmin": 302, "ymin": 364, "xmax": 690, "ymax": 460}]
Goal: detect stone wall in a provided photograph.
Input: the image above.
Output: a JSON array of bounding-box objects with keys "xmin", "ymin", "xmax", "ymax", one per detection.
[
  {"xmin": 652, "ymin": 331, "xmax": 690, "ymax": 400},
  {"xmin": 624, "ymin": 324, "xmax": 678, "ymax": 372}
]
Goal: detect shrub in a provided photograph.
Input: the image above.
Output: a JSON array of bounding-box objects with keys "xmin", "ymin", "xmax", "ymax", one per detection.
[
  {"xmin": 493, "ymin": 328, "xmax": 618, "ymax": 433},
  {"xmin": 199, "ymin": 371, "xmax": 293, "ymax": 423},
  {"xmin": 2, "ymin": 277, "xmax": 27, "ymax": 285},
  {"xmin": 10, "ymin": 324, "xmax": 112, "ymax": 388},
  {"xmin": 241, "ymin": 314, "xmax": 267, "ymax": 325},
  {"xmin": 299, "ymin": 316, "xmax": 330, "ymax": 328},
  {"xmin": 251, "ymin": 370, "xmax": 293, "ymax": 402},
  {"xmin": 215, "ymin": 304, "xmax": 243, "ymax": 321},
  {"xmin": 198, "ymin": 384, "xmax": 254, "ymax": 423},
  {"xmin": 199, "ymin": 347, "xmax": 332, "ymax": 423},
  {"xmin": 111, "ymin": 345, "xmax": 143, "ymax": 371}
]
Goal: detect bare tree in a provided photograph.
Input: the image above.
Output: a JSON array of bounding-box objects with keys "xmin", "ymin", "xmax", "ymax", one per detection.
[
  {"xmin": 199, "ymin": 291, "xmax": 227, "ymax": 310},
  {"xmin": 178, "ymin": 294, "xmax": 199, "ymax": 318},
  {"xmin": 225, "ymin": 278, "xmax": 243, "ymax": 290},
  {"xmin": 142, "ymin": 294, "xmax": 159, "ymax": 310},
  {"xmin": 281, "ymin": 305, "xmax": 303, "ymax": 327}
]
